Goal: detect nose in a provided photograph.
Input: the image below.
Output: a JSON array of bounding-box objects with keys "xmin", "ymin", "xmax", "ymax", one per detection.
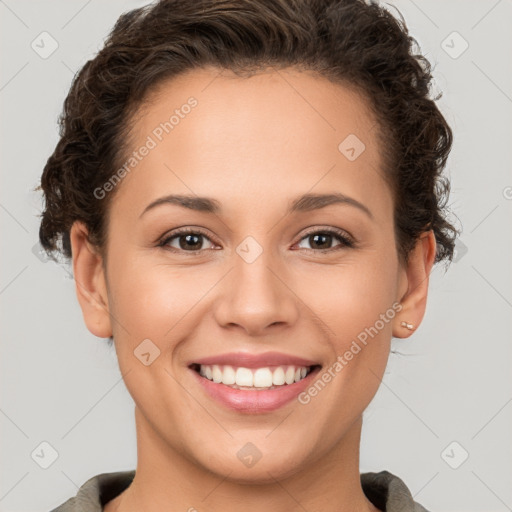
[{"xmin": 213, "ymin": 248, "xmax": 299, "ymax": 337}]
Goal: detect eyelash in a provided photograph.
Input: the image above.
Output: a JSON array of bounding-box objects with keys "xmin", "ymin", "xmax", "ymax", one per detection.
[{"xmin": 157, "ymin": 226, "xmax": 356, "ymax": 254}]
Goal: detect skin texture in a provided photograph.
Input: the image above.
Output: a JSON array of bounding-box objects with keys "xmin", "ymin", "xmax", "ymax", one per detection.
[{"xmin": 70, "ymin": 67, "xmax": 436, "ymax": 512}]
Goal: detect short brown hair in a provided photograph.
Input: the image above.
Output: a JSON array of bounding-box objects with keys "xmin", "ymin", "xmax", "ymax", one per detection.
[{"xmin": 36, "ymin": 0, "xmax": 458, "ymax": 266}]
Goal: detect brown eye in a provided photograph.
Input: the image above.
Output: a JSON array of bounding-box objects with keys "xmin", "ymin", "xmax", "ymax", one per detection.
[
  {"xmin": 307, "ymin": 233, "xmax": 334, "ymax": 250},
  {"xmin": 159, "ymin": 229, "xmax": 216, "ymax": 252},
  {"xmin": 296, "ymin": 229, "xmax": 355, "ymax": 252},
  {"xmin": 176, "ymin": 233, "xmax": 205, "ymax": 250}
]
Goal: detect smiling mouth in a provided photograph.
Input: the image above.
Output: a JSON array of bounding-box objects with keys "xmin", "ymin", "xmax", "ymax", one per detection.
[{"xmin": 189, "ymin": 363, "xmax": 322, "ymax": 390}]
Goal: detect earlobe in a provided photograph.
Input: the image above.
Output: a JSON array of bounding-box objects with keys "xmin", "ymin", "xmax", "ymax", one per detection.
[
  {"xmin": 393, "ymin": 230, "xmax": 437, "ymax": 338},
  {"xmin": 69, "ymin": 221, "xmax": 113, "ymax": 338}
]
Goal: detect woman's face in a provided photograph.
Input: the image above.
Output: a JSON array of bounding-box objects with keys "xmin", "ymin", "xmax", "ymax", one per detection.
[{"xmin": 74, "ymin": 67, "xmax": 418, "ymax": 481}]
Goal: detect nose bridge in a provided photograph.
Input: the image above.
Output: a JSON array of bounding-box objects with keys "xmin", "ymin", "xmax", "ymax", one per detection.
[{"xmin": 213, "ymin": 237, "xmax": 298, "ymax": 334}]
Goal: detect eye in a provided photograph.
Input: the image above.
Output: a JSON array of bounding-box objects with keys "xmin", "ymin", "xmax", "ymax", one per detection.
[
  {"xmin": 157, "ymin": 226, "xmax": 356, "ymax": 254},
  {"xmin": 158, "ymin": 228, "xmax": 217, "ymax": 252},
  {"xmin": 295, "ymin": 228, "xmax": 355, "ymax": 252}
]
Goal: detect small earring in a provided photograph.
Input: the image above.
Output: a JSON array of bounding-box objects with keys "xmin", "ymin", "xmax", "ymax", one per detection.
[{"xmin": 400, "ymin": 321, "xmax": 414, "ymax": 331}]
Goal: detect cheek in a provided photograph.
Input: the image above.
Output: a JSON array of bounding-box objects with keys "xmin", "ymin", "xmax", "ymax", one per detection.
[
  {"xmin": 295, "ymin": 249, "xmax": 398, "ymax": 406},
  {"xmin": 108, "ymin": 241, "xmax": 399, "ymax": 346},
  {"xmin": 106, "ymin": 257, "xmax": 222, "ymax": 344},
  {"xmin": 297, "ymin": 252, "xmax": 398, "ymax": 342},
  {"xmin": 293, "ymin": 265, "xmax": 397, "ymax": 421}
]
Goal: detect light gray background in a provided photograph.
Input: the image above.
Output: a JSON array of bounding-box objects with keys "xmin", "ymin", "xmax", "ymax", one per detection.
[{"xmin": 1, "ymin": 1, "xmax": 511, "ymax": 511}]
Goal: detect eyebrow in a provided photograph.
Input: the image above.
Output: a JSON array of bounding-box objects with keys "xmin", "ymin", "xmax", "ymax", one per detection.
[{"xmin": 139, "ymin": 192, "xmax": 373, "ymax": 219}]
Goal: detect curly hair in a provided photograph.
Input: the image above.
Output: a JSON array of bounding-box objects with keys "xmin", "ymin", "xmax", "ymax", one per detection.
[{"xmin": 36, "ymin": 0, "xmax": 458, "ymax": 267}]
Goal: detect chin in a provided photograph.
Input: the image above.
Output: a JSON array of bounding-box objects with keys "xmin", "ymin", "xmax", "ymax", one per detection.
[{"xmin": 197, "ymin": 448, "xmax": 308, "ymax": 484}]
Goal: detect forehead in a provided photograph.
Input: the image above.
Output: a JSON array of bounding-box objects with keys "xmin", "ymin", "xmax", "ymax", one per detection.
[{"xmin": 111, "ymin": 66, "xmax": 389, "ymax": 220}]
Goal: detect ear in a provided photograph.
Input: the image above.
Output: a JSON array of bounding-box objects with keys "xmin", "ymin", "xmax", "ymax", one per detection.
[
  {"xmin": 69, "ymin": 220, "xmax": 112, "ymax": 338},
  {"xmin": 393, "ymin": 230, "xmax": 437, "ymax": 338}
]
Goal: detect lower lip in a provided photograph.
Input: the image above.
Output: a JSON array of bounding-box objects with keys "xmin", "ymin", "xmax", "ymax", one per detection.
[{"xmin": 190, "ymin": 366, "xmax": 321, "ymax": 413}]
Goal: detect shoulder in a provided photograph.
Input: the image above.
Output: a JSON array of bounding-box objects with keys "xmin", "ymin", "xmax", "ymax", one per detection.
[
  {"xmin": 50, "ymin": 470, "xmax": 135, "ymax": 512},
  {"xmin": 360, "ymin": 470, "xmax": 431, "ymax": 512}
]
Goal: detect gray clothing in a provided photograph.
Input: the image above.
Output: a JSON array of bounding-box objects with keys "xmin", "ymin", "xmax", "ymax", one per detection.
[{"xmin": 50, "ymin": 469, "xmax": 429, "ymax": 511}]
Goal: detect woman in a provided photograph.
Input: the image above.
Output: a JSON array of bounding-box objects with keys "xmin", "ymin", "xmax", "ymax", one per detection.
[{"xmin": 38, "ymin": 0, "xmax": 457, "ymax": 510}]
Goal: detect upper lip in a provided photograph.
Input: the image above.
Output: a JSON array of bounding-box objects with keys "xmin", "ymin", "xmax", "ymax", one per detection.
[{"xmin": 189, "ymin": 351, "xmax": 321, "ymax": 369}]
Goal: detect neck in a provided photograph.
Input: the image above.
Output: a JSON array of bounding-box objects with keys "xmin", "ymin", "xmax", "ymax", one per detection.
[{"xmin": 105, "ymin": 407, "xmax": 380, "ymax": 512}]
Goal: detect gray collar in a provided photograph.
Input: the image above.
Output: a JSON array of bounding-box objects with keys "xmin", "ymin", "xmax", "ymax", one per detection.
[{"xmin": 51, "ymin": 469, "xmax": 429, "ymax": 512}]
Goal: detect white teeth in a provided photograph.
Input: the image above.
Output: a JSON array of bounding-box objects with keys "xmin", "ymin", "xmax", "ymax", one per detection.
[
  {"xmin": 272, "ymin": 367, "xmax": 285, "ymax": 385},
  {"xmin": 253, "ymin": 368, "xmax": 273, "ymax": 388},
  {"xmin": 212, "ymin": 365, "xmax": 223, "ymax": 383},
  {"xmin": 196, "ymin": 364, "xmax": 313, "ymax": 389},
  {"xmin": 285, "ymin": 366, "xmax": 295, "ymax": 385},
  {"xmin": 235, "ymin": 367, "xmax": 254, "ymax": 387},
  {"xmin": 223, "ymin": 365, "xmax": 236, "ymax": 385}
]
